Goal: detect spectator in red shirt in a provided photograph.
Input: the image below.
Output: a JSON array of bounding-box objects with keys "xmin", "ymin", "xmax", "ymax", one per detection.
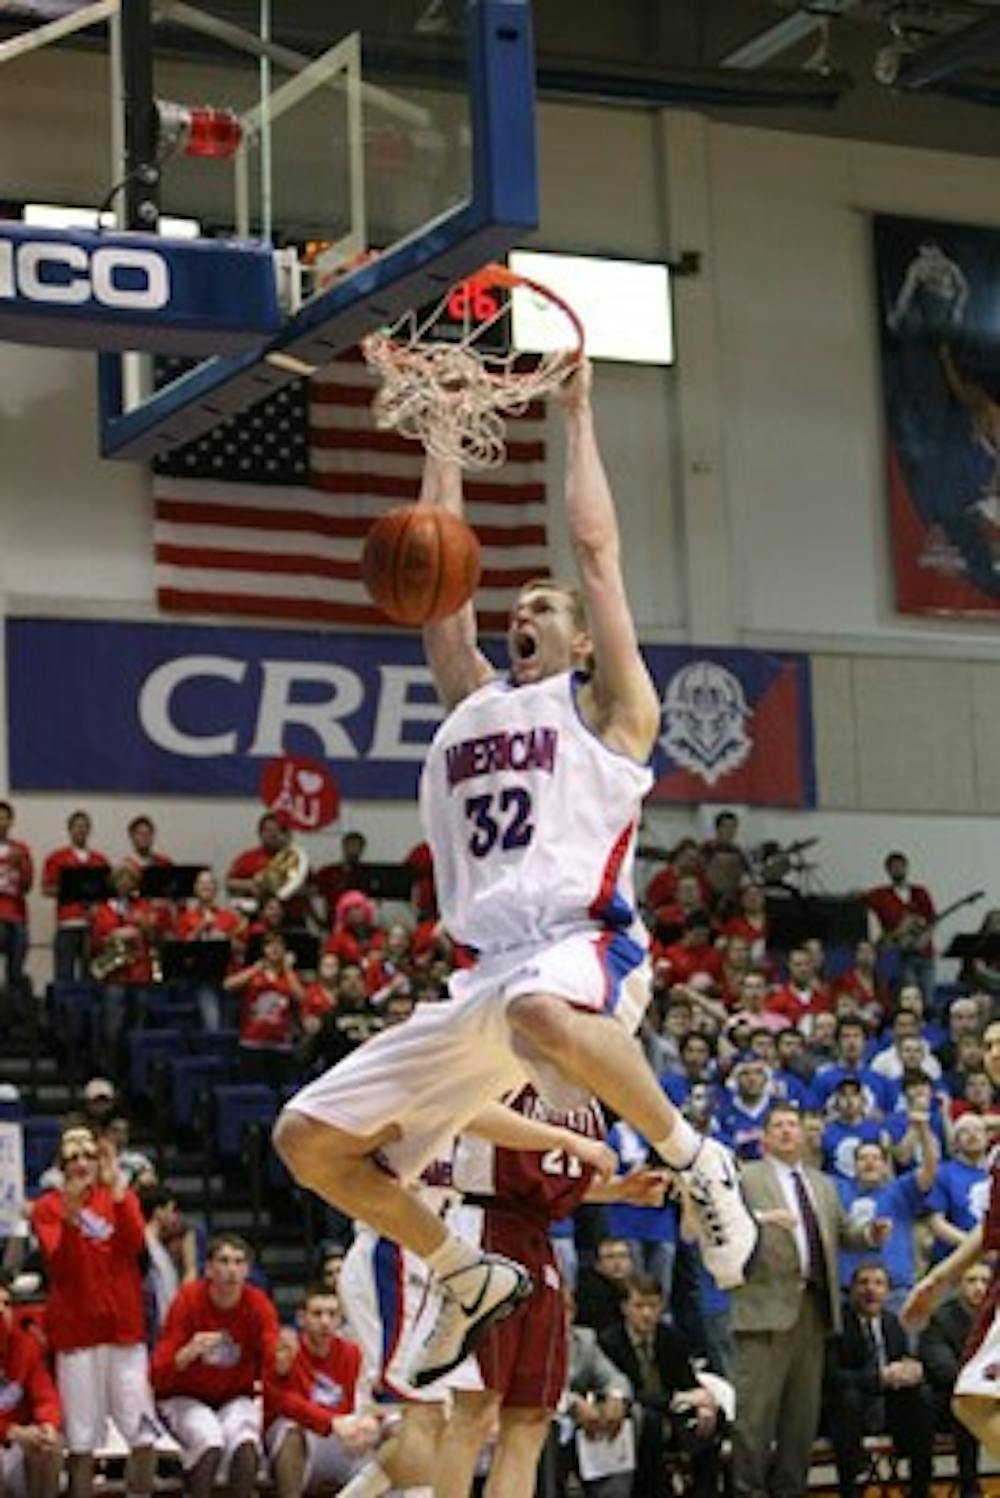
[
  {"xmin": 227, "ymin": 815, "xmax": 308, "ymax": 922},
  {"xmin": 31, "ymin": 1125, "xmax": 157, "ymax": 1498},
  {"xmin": 831, "ymin": 938, "xmax": 888, "ymax": 1034},
  {"xmin": 717, "ymin": 882, "xmax": 769, "ymax": 966},
  {"xmin": 652, "ymin": 872, "xmax": 707, "ymax": 946},
  {"xmin": 42, "ymin": 812, "xmax": 109, "ymax": 984},
  {"xmin": 300, "ymin": 953, "xmax": 340, "ymax": 1038},
  {"xmin": 656, "ymin": 911, "xmax": 723, "ymax": 988},
  {"xmin": 264, "ymin": 1285, "xmax": 377, "ymax": 1497},
  {"xmin": 717, "ymin": 935, "xmax": 753, "ymax": 1009},
  {"xmin": 867, "ymin": 851, "xmax": 938, "ymax": 1008},
  {"xmin": 323, "ymin": 892, "xmax": 384, "ymax": 969},
  {"xmin": 765, "ymin": 945, "xmax": 832, "ymax": 1034},
  {"xmin": 313, "ymin": 831, "xmax": 369, "ymax": 931},
  {"xmin": 152, "ymin": 1234, "xmax": 279, "ymax": 1498},
  {"xmin": 176, "ymin": 870, "xmax": 248, "ymax": 1031},
  {"xmin": 405, "ymin": 841, "xmax": 436, "ymax": 922},
  {"xmin": 0, "ymin": 1268, "xmax": 62, "ymax": 1498},
  {"xmin": 364, "ymin": 920, "xmax": 412, "ymax": 1002},
  {"xmin": 644, "ymin": 838, "xmax": 707, "ymax": 916},
  {"xmin": 0, "ymin": 801, "xmax": 33, "ymax": 1002},
  {"xmin": 89, "ymin": 864, "xmax": 160, "ymax": 1072},
  {"xmin": 121, "ymin": 817, "xmax": 172, "ymax": 877},
  {"xmin": 224, "ymin": 934, "xmax": 305, "ymax": 1086}
]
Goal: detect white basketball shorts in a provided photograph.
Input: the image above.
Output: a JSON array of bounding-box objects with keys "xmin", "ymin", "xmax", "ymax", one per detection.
[
  {"xmin": 157, "ymin": 1395, "xmax": 261, "ymax": 1474},
  {"xmin": 338, "ymin": 1228, "xmax": 482, "ymax": 1406},
  {"xmin": 282, "ymin": 927, "xmax": 650, "ymax": 1185},
  {"xmin": 264, "ymin": 1418, "xmax": 364, "ymax": 1491},
  {"xmin": 56, "ymin": 1343, "xmax": 159, "ymax": 1454}
]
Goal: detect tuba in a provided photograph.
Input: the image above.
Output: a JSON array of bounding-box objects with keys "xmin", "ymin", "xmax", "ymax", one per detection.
[{"xmin": 255, "ymin": 843, "xmax": 309, "ymax": 902}]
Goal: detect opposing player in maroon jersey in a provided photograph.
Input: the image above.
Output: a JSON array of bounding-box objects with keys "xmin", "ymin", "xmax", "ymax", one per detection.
[{"xmin": 434, "ymin": 1085, "xmax": 666, "ymax": 1498}]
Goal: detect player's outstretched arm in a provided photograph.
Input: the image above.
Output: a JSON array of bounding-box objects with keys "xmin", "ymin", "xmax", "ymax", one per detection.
[
  {"xmin": 418, "ymin": 453, "xmax": 495, "ymax": 711},
  {"xmin": 562, "ymin": 361, "xmax": 660, "ymax": 762},
  {"xmin": 466, "ymin": 1102, "xmax": 615, "ymax": 1180}
]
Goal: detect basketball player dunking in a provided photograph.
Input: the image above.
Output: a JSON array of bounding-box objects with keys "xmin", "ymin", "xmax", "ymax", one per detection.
[{"xmin": 274, "ymin": 360, "xmax": 757, "ymax": 1390}]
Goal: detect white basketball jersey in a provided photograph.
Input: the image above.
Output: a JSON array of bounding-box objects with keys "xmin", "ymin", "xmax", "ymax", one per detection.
[{"xmin": 419, "ymin": 670, "xmax": 653, "ymax": 955}]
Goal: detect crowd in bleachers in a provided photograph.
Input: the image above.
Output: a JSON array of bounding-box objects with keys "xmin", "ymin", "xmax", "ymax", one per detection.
[{"xmin": 1, "ymin": 799, "xmax": 999, "ymax": 1495}]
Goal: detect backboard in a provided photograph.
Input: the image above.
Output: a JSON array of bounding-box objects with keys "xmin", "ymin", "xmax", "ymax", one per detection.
[{"xmin": 0, "ymin": 0, "xmax": 538, "ymax": 459}]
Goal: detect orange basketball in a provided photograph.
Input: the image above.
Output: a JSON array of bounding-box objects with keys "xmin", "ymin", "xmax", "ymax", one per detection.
[{"xmin": 361, "ymin": 506, "xmax": 482, "ymax": 625}]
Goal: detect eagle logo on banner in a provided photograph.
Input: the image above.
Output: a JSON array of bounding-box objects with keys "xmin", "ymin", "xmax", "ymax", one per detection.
[{"xmin": 659, "ymin": 661, "xmax": 752, "ymax": 787}]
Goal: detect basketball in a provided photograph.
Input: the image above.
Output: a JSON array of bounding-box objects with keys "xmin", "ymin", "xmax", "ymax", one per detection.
[{"xmin": 361, "ymin": 506, "xmax": 482, "ymax": 625}]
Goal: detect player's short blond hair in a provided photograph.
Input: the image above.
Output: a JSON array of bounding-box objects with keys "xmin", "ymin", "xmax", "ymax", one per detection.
[{"xmin": 516, "ymin": 576, "xmax": 588, "ymax": 635}]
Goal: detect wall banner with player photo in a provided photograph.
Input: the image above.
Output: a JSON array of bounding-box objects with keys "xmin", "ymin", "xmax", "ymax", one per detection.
[
  {"xmin": 7, "ymin": 618, "xmax": 814, "ymax": 806},
  {"xmin": 874, "ymin": 213, "xmax": 1000, "ymax": 615}
]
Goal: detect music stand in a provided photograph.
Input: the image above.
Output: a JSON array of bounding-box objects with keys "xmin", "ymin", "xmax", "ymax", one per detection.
[
  {"xmin": 160, "ymin": 939, "xmax": 232, "ymax": 987},
  {"xmin": 141, "ymin": 865, "xmax": 202, "ymax": 901},
  {"xmin": 945, "ymin": 934, "xmax": 1000, "ymax": 962},
  {"xmin": 765, "ymin": 894, "xmax": 869, "ymax": 952},
  {"xmin": 58, "ymin": 867, "xmax": 111, "ymax": 906},
  {"xmin": 245, "ymin": 929, "xmax": 320, "ymax": 971},
  {"xmin": 353, "ymin": 864, "xmax": 416, "ymax": 902}
]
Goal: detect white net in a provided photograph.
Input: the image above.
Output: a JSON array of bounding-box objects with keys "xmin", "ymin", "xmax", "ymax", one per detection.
[{"xmin": 361, "ymin": 270, "xmax": 582, "ymax": 470}]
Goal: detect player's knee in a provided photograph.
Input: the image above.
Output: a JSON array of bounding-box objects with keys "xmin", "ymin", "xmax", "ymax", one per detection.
[
  {"xmin": 272, "ymin": 1109, "xmax": 338, "ymax": 1188},
  {"xmin": 507, "ymin": 993, "xmax": 572, "ymax": 1056},
  {"xmin": 451, "ymin": 1391, "xmax": 499, "ymax": 1439}
]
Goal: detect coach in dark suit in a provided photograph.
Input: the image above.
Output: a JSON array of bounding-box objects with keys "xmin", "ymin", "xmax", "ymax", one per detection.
[
  {"xmin": 600, "ymin": 1274, "xmax": 722, "ymax": 1498},
  {"xmin": 918, "ymin": 1259, "xmax": 991, "ymax": 1497},
  {"xmin": 729, "ymin": 1102, "xmax": 888, "ymax": 1498},
  {"xmin": 825, "ymin": 1261, "xmax": 936, "ymax": 1498}
]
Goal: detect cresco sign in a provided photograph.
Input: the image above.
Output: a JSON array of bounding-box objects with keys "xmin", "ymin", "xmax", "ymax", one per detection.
[
  {"xmin": 7, "ymin": 619, "xmax": 816, "ymax": 808},
  {"xmin": 0, "ymin": 223, "xmax": 280, "ymax": 353}
]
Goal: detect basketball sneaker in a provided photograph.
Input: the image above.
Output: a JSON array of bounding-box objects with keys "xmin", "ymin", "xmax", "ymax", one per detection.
[
  {"xmin": 679, "ymin": 1136, "xmax": 758, "ymax": 1290},
  {"xmin": 412, "ymin": 1252, "xmax": 534, "ymax": 1388}
]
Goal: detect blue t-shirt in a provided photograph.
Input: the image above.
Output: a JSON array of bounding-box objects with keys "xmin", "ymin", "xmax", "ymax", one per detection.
[
  {"xmin": 837, "ymin": 1172, "xmax": 929, "ymax": 1289},
  {"xmin": 812, "ymin": 1064, "xmax": 893, "ymax": 1116},
  {"xmin": 771, "ymin": 1068, "xmax": 817, "ymax": 1111},
  {"xmin": 884, "ymin": 1104, "xmax": 949, "ymax": 1159},
  {"xmin": 717, "ymin": 1097, "xmax": 771, "ymax": 1161},
  {"xmin": 927, "ymin": 1158, "xmax": 990, "ymax": 1248},
  {"xmin": 605, "ymin": 1120, "xmax": 678, "ymax": 1244},
  {"xmin": 822, "ymin": 1118, "xmax": 887, "ymax": 1181}
]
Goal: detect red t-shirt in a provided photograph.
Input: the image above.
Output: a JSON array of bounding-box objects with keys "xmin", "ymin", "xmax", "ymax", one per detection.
[
  {"xmin": 0, "ymin": 1318, "xmax": 61, "ymax": 1438},
  {"xmin": 322, "ymin": 927, "xmax": 385, "ymax": 968},
  {"xmin": 42, "ymin": 846, "xmax": 110, "ymax": 925},
  {"xmin": 765, "ymin": 981, "xmax": 832, "ymax": 1030},
  {"xmin": 175, "ymin": 906, "xmax": 245, "ymax": 944},
  {"xmin": 405, "ymin": 842, "xmax": 436, "ymax": 920},
  {"xmin": 717, "ymin": 914, "xmax": 768, "ymax": 961},
  {"xmin": 31, "ymin": 1186, "xmax": 146, "ymax": 1351},
  {"xmin": 656, "ymin": 940, "xmax": 723, "ymax": 987},
  {"xmin": 238, "ymin": 969, "xmax": 299, "ymax": 1050},
  {"xmin": 866, "ymin": 884, "xmax": 937, "ymax": 956},
  {"xmin": 263, "ymin": 1336, "xmax": 360, "ymax": 1435},
  {"xmin": 89, "ymin": 899, "xmax": 155, "ymax": 984},
  {"xmin": 0, "ymin": 840, "xmax": 32, "ymax": 925},
  {"xmin": 300, "ymin": 981, "xmax": 337, "ymax": 1025},
  {"xmin": 151, "ymin": 1281, "xmax": 279, "ymax": 1406}
]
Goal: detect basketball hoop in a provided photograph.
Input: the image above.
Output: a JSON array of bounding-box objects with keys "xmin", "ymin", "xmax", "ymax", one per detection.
[{"xmin": 361, "ymin": 262, "xmax": 585, "ymax": 470}]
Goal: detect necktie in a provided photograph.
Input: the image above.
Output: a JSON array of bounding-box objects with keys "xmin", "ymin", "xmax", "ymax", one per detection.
[
  {"xmin": 792, "ymin": 1168, "xmax": 827, "ymax": 1291},
  {"xmin": 637, "ymin": 1337, "xmax": 662, "ymax": 1400},
  {"xmin": 868, "ymin": 1316, "xmax": 886, "ymax": 1370}
]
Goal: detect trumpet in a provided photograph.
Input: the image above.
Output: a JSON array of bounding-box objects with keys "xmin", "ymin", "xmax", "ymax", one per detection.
[{"xmin": 90, "ymin": 931, "xmax": 141, "ymax": 981}]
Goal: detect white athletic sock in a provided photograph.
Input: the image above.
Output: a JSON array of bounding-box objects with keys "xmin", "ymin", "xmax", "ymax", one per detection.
[
  {"xmin": 653, "ymin": 1114, "xmax": 701, "ymax": 1170},
  {"xmin": 423, "ymin": 1235, "xmax": 482, "ymax": 1279},
  {"xmin": 335, "ymin": 1460, "xmax": 391, "ymax": 1498}
]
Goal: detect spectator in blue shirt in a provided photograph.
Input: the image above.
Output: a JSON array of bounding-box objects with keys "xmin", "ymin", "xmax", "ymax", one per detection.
[
  {"xmin": 717, "ymin": 1056, "xmax": 773, "ymax": 1162},
  {"xmin": 928, "ymin": 1112, "xmax": 991, "ymax": 1262},
  {"xmin": 838, "ymin": 1132, "xmax": 938, "ymax": 1315},
  {"xmin": 886, "ymin": 1070, "xmax": 949, "ymax": 1167},
  {"xmin": 660, "ymin": 1031, "xmax": 716, "ymax": 1110},
  {"xmin": 822, "ymin": 1077, "xmax": 889, "ymax": 1182},
  {"xmin": 813, "ymin": 1016, "xmax": 894, "ymax": 1116},
  {"xmin": 771, "ymin": 1028, "xmax": 818, "ymax": 1110}
]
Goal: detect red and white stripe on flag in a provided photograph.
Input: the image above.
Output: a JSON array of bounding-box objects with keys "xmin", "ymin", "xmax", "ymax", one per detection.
[{"xmin": 152, "ymin": 354, "xmax": 550, "ymax": 633}]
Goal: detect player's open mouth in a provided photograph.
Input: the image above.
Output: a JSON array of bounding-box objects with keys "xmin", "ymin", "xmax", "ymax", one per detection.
[{"xmin": 513, "ymin": 631, "xmax": 536, "ymax": 661}]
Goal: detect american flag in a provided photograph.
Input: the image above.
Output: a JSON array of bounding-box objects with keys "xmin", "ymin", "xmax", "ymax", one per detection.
[{"xmin": 152, "ymin": 354, "xmax": 550, "ymax": 633}]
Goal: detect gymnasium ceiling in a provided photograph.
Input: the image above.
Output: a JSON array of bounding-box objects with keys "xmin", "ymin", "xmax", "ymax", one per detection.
[{"xmin": 5, "ymin": 0, "xmax": 1000, "ymax": 157}]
